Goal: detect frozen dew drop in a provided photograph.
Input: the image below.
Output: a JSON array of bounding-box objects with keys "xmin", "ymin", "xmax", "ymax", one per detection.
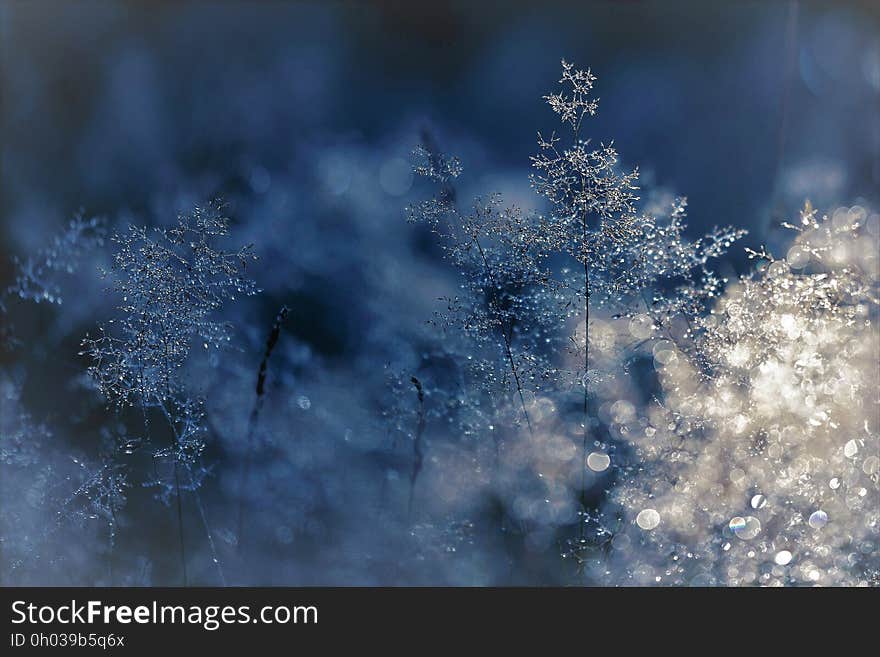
[
  {"xmin": 730, "ymin": 515, "xmax": 761, "ymax": 540},
  {"xmin": 843, "ymin": 439, "xmax": 859, "ymax": 458},
  {"xmin": 750, "ymin": 494, "xmax": 767, "ymax": 509},
  {"xmin": 729, "ymin": 467, "xmax": 747, "ymax": 486},
  {"xmin": 652, "ymin": 340, "xmax": 677, "ymax": 366},
  {"xmin": 586, "ymin": 451, "xmax": 611, "ymax": 472},
  {"xmin": 297, "ymin": 395, "xmax": 311, "ymax": 410},
  {"xmin": 651, "ymin": 339, "xmax": 672, "ymax": 357},
  {"xmin": 809, "ymin": 510, "xmax": 828, "ymax": 529},
  {"xmin": 689, "ymin": 573, "xmax": 715, "ymax": 587},
  {"xmin": 774, "ymin": 550, "xmax": 793, "ymax": 566},
  {"xmin": 829, "ymin": 477, "xmax": 841, "ymax": 489},
  {"xmin": 628, "ymin": 313, "xmax": 654, "ymax": 340},
  {"xmin": 767, "ymin": 260, "xmax": 788, "ymax": 278},
  {"xmin": 786, "ymin": 245, "xmax": 810, "ymax": 269},
  {"xmin": 636, "ymin": 508, "xmax": 661, "ymax": 530}
]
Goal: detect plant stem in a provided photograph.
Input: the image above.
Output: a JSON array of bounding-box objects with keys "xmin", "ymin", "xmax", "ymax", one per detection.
[
  {"xmin": 141, "ymin": 396, "xmax": 187, "ymax": 585},
  {"xmin": 108, "ymin": 502, "xmax": 118, "ymax": 586},
  {"xmin": 156, "ymin": 398, "xmax": 226, "ymax": 586},
  {"xmin": 237, "ymin": 305, "xmax": 288, "ymax": 554},
  {"xmin": 578, "ymin": 132, "xmax": 590, "ymax": 546},
  {"xmin": 408, "ymin": 376, "xmax": 426, "ymax": 517},
  {"xmin": 580, "ymin": 252, "xmax": 590, "ymax": 546},
  {"xmin": 471, "ymin": 235, "xmax": 535, "ymax": 439},
  {"xmin": 173, "ymin": 460, "xmax": 188, "ymax": 586}
]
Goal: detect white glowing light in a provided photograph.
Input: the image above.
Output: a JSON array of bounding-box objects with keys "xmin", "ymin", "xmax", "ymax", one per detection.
[
  {"xmin": 586, "ymin": 452, "xmax": 611, "ymax": 472},
  {"xmin": 636, "ymin": 509, "xmax": 661, "ymax": 530},
  {"xmin": 774, "ymin": 550, "xmax": 793, "ymax": 565},
  {"xmin": 808, "ymin": 510, "xmax": 828, "ymax": 529},
  {"xmin": 844, "ymin": 439, "xmax": 859, "ymax": 458}
]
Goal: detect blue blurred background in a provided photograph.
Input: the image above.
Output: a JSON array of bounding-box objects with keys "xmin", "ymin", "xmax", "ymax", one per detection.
[
  {"xmin": 3, "ymin": 1, "xmax": 878, "ymax": 248},
  {"xmin": 1, "ymin": 0, "xmax": 878, "ymax": 585}
]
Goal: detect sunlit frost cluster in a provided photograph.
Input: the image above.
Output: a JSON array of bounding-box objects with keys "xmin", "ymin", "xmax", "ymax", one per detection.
[{"xmin": 600, "ymin": 203, "xmax": 880, "ymax": 586}]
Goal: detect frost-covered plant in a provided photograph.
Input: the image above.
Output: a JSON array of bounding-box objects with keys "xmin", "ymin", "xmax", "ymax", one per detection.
[
  {"xmin": 599, "ymin": 202, "xmax": 879, "ymax": 586},
  {"xmin": 82, "ymin": 201, "xmax": 257, "ymax": 584},
  {"xmin": 0, "ymin": 377, "xmax": 53, "ymax": 575},
  {"xmin": 0, "ymin": 374, "xmax": 116, "ymax": 584},
  {"xmin": 527, "ymin": 63, "xmax": 744, "ymax": 564},
  {"xmin": 6, "ymin": 213, "xmax": 105, "ymax": 305},
  {"xmin": 0, "ymin": 217, "xmax": 116, "ymax": 583},
  {"xmin": 409, "ymin": 140, "xmax": 558, "ymax": 440},
  {"xmin": 83, "ymin": 203, "xmax": 257, "ymax": 406},
  {"xmin": 0, "ymin": 380, "xmax": 54, "ymax": 582},
  {"xmin": 58, "ymin": 453, "xmax": 128, "ymax": 579},
  {"xmin": 408, "ymin": 62, "xmax": 745, "ymax": 567},
  {"xmin": 532, "ymin": 66, "xmax": 741, "ymax": 400},
  {"xmin": 407, "ymin": 130, "xmax": 579, "ymax": 568},
  {"xmin": 530, "ymin": 62, "xmax": 640, "ymax": 392},
  {"xmin": 1, "ymin": 213, "xmax": 104, "ymax": 351}
]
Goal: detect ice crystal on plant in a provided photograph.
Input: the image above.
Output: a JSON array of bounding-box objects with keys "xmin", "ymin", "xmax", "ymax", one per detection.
[
  {"xmin": 60, "ymin": 456, "xmax": 128, "ymax": 534},
  {"xmin": 80, "ymin": 201, "xmax": 255, "ymax": 585},
  {"xmin": 411, "ymin": 144, "xmax": 462, "ymax": 183}
]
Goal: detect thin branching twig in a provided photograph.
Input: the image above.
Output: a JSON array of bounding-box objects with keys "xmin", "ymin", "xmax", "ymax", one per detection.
[{"xmin": 237, "ymin": 305, "xmax": 289, "ymax": 553}]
